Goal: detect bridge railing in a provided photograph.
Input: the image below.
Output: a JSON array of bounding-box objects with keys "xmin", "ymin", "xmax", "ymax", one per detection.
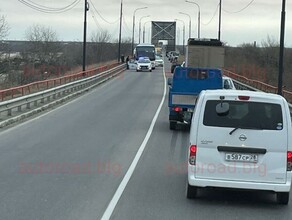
[
  {"xmin": 0, "ymin": 62, "xmax": 119, "ymax": 101},
  {"xmin": 0, "ymin": 63, "xmax": 126, "ymax": 127},
  {"xmin": 223, "ymin": 69, "xmax": 292, "ymax": 114}
]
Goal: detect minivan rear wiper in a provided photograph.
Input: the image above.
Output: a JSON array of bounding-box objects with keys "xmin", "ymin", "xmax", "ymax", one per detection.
[
  {"xmin": 229, "ymin": 127, "xmax": 239, "ymax": 135},
  {"xmin": 229, "ymin": 126, "xmax": 263, "ymax": 135}
]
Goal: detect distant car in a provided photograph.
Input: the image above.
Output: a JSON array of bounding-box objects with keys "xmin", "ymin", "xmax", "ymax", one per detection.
[
  {"xmin": 169, "ymin": 51, "xmax": 179, "ymax": 62},
  {"xmin": 223, "ymin": 76, "xmax": 236, "ymax": 89},
  {"xmin": 127, "ymin": 59, "xmax": 137, "ymax": 70},
  {"xmin": 136, "ymin": 58, "xmax": 152, "ymax": 72},
  {"xmin": 155, "ymin": 55, "xmax": 164, "ymax": 67}
]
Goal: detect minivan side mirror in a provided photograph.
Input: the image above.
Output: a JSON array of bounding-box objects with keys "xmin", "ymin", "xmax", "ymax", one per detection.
[{"xmin": 167, "ymin": 78, "xmax": 173, "ymax": 86}]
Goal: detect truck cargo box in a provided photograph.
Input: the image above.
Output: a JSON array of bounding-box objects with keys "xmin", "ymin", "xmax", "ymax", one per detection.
[{"xmin": 185, "ymin": 38, "xmax": 225, "ymax": 68}]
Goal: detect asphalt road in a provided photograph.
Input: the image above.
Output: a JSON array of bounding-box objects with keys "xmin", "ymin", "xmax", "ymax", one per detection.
[{"xmin": 0, "ymin": 59, "xmax": 291, "ymax": 220}]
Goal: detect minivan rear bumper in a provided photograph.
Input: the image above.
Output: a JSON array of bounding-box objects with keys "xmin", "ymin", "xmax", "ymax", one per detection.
[{"xmin": 188, "ymin": 169, "xmax": 292, "ymax": 192}]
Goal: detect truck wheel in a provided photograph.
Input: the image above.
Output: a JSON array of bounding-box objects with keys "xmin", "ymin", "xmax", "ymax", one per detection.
[
  {"xmin": 277, "ymin": 192, "xmax": 289, "ymax": 205},
  {"xmin": 169, "ymin": 121, "xmax": 176, "ymax": 130},
  {"xmin": 186, "ymin": 182, "xmax": 198, "ymax": 199}
]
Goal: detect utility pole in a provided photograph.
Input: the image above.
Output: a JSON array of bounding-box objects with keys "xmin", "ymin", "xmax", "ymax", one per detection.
[
  {"xmin": 118, "ymin": 0, "xmax": 123, "ymax": 62},
  {"xmin": 82, "ymin": 0, "xmax": 89, "ymax": 72},
  {"xmin": 218, "ymin": 0, "xmax": 222, "ymax": 41},
  {"xmin": 278, "ymin": 0, "xmax": 286, "ymax": 95}
]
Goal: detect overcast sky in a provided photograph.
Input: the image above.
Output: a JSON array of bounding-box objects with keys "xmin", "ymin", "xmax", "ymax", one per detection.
[{"xmin": 1, "ymin": 0, "xmax": 291, "ymax": 47}]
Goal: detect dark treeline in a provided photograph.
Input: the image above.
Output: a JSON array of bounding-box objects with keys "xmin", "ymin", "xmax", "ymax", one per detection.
[
  {"xmin": 224, "ymin": 44, "xmax": 292, "ymax": 90},
  {"xmin": 0, "ymin": 40, "xmax": 132, "ymax": 88}
]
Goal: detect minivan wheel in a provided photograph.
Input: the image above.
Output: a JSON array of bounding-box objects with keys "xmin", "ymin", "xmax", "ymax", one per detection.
[
  {"xmin": 169, "ymin": 121, "xmax": 176, "ymax": 130},
  {"xmin": 277, "ymin": 192, "xmax": 289, "ymax": 205},
  {"xmin": 186, "ymin": 183, "xmax": 198, "ymax": 199}
]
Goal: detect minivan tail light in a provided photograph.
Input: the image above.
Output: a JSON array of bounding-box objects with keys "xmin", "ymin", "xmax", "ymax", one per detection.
[
  {"xmin": 189, "ymin": 145, "xmax": 197, "ymax": 165},
  {"xmin": 287, "ymin": 151, "xmax": 292, "ymax": 171},
  {"xmin": 238, "ymin": 96, "xmax": 250, "ymax": 101}
]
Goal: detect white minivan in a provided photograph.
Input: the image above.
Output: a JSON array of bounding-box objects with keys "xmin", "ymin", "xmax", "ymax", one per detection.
[{"xmin": 187, "ymin": 90, "xmax": 292, "ymax": 204}]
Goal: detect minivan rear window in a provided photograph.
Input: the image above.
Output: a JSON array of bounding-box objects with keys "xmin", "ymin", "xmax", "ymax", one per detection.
[{"xmin": 203, "ymin": 100, "xmax": 283, "ymax": 130}]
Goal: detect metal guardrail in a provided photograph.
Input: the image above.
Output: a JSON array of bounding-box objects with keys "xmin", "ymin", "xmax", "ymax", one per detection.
[
  {"xmin": 224, "ymin": 70, "xmax": 292, "ymax": 114},
  {"xmin": 0, "ymin": 64, "xmax": 126, "ymax": 126},
  {"xmin": 0, "ymin": 63, "xmax": 119, "ymax": 101}
]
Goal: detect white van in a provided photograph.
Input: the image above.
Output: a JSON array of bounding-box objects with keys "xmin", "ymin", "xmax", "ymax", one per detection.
[{"xmin": 187, "ymin": 90, "xmax": 292, "ymax": 204}]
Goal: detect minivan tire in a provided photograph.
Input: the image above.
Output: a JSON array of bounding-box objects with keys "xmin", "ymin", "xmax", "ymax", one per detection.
[
  {"xmin": 277, "ymin": 192, "xmax": 289, "ymax": 205},
  {"xmin": 186, "ymin": 183, "xmax": 198, "ymax": 199},
  {"xmin": 169, "ymin": 121, "xmax": 176, "ymax": 130}
]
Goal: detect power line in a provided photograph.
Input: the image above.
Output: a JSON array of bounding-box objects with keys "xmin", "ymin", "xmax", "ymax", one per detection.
[
  {"xmin": 122, "ymin": 14, "xmax": 132, "ymax": 36},
  {"xmin": 88, "ymin": 0, "xmax": 119, "ymax": 24},
  {"xmin": 223, "ymin": 0, "xmax": 256, "ymax": 14},
  {"xmin": 18, "ymin": 0, "xmax": 81, "ymax": 13},
  {"xmin": 90, "ymin": 11, "xmax": 104, "ymax": 32},
  {"xmin": 202, "ymin": 3, "xmax": 219, "ymax": 26},
  {"xmin": 22, "ymin": 0, "xmax": 79, "ymax": 11}
]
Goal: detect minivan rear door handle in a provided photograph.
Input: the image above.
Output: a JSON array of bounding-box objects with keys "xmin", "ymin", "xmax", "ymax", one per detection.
[{"xmin": 217, "ymin": 146, "xmax": 267, "ymax": 154}]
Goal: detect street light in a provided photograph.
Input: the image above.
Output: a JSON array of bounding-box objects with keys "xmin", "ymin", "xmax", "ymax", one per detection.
[
  {"xmin": 179, "ymin": 12, "xmax": 191, "ymax": 39},
  {"xmin": 218, "ymin": 0, "xmax": 222, "ymax": 41},
  {"xmin": 278, "ymin": 0, "xmax": 286, "ymax": 96},
  {"xmin": 139, "ymin": 15, "xmax": 150, "ymax": 44},
  {"xmin": 175, "ymin": 19, "xmax": 185, "ymax": 55},
  {"xmin": 143, "ymin": 21, "xmax": 152, "ymax": 43},
  {"xmin": 118, "ymin": 0, "xmax": 123, "ymax": 63},
  {"xmin": 82, "ymin": 0, "xmax": 89, "ymax": 72},
  {"xmin": 132, "ymin": 7, "xmax": 147, "ymax": 54},
  {"xmin": 185, "ymin": 0, "xmax": 201, "ymax": 38}
]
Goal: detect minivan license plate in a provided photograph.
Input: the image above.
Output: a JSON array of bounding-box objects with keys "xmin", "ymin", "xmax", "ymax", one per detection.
[{"xmin": 225, "ymin": 153, "xmax": 258, "ymax": 162}]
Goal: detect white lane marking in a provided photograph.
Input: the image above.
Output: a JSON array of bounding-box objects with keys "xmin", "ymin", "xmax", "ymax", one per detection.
[{"xmin": 100, "ymin": 67, "xmax": 167, "ymax": 220}]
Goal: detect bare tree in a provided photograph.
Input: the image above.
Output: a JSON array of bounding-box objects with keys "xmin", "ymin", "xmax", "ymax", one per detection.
[
  {"xmin": 91, "ymin": 30, "xmax": 112, "ymax": 43},
  {"xmin": 88, "ymin": 30, "xmax": 113, "ymax": 64},
  {"xmin": 20, "ymin": 24, "xmax": 63, "ymax": 82},
  {"xmin": 24, "ymin": 24, "xmax": 60, "ymax": 65},
  {"xmin": 0, "ymin": 14, "xmax": 10, "ymax": 87},
  {"xmin": 0, "ymin": 14, "xmax": 9, "ymax": 39}
]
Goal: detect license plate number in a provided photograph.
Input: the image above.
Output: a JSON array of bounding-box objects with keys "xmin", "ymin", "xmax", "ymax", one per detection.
[{"xmin": 225, "ymin": 153, "xmax": 258, "ymax": 162}]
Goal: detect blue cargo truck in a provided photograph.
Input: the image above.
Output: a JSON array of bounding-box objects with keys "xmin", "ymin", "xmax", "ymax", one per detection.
[{"xmin": 168, "ymin": 67, "xmax": 223, "ymax": 130}]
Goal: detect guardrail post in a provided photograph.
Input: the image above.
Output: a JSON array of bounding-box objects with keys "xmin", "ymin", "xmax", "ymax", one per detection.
[
  {"xmin": 7, "ymin": 108, "xmax": 12, "ymax": 116},
  {"xmin": 26, "ymin": 102, "xmax": 31, "ymax": 109},
  {"xmin": 18, "ymin": 106, "xmax": 22, "ymax": 112},
  {"xmin": 34, "ymin": 100, "xmax": 38, "ymax": 107}
]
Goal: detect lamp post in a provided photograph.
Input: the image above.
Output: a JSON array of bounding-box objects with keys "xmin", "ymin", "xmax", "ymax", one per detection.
[
  {"xmin": 143, "ymin": 21, "xmax": 152, "ymax": 43},
  {"xmin": 139, "ymin": 15, "xmax": 150, "ymax": 44},
  {"xmin": 82, "ymin": 0, "xmax": 89, "ymax": 72},
  {"xmin": 185, "ymin": 0, "xmax": 201, "ymax": 38},
  {"xmin": 218, "ymin": 0, "xmax": 222, "ymax": 41},
  {"xmin": 278, "ymin": 0, "xmax": 286, "ymax": 96},
  {"xmin": 132, "ymin": 7, "xmax": 147, "ymax": 54},
  {"xmin": 118, "ymin": 0, "xmax": 123, "ymax": 63},
  {"xmin": 175, "ymin": 19, "xmax": 185, "ymax": 55},
  {"xmin": 179, "ymin": 12, "xmax": 191, "ymax": 39}
]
